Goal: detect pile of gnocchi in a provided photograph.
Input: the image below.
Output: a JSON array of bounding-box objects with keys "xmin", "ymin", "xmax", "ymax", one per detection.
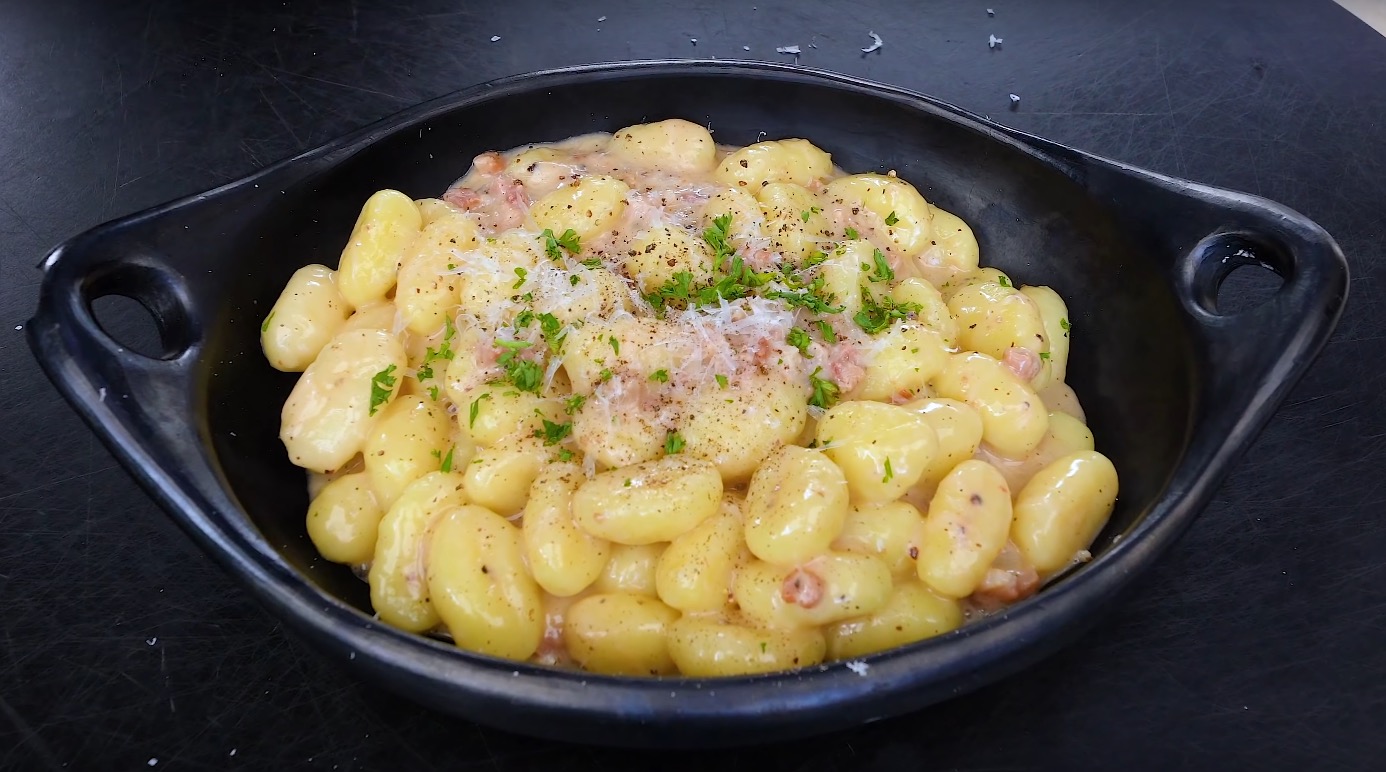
[{"xmin": 262, "ymin": 119, "xmax": 1118, "ymax": 678}]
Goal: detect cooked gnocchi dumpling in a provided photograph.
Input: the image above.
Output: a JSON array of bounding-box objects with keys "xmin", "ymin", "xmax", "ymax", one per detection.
[{"xmin": 268, "ymin": 122, "xmax": 1117, "ymax": 678}]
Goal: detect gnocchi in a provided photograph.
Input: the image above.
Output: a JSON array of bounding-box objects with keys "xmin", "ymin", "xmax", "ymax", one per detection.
[{"xmin": 268, "ymin": 123, "xmax": 1118, "ymax": 678}]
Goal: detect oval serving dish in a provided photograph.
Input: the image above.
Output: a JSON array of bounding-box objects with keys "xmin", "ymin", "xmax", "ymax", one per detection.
[{"xmin": 27, "ymin": 61, "xmax": 1347, "ymax": 747}]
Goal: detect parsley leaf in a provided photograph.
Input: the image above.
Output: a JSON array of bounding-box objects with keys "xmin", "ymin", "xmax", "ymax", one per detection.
[
  {"xmin": 427, "ymin": 385, "xmax": 441, "ymax": 401},
  {"xmin": 867, "ymin": 248, "xmax": 894, "ymax": 283},
  {"xmin": 664, "ymin": 431, "xmax": 685, "ymax": 455},
  {"xmin": 515, "ymin": 309, "xmax": 535, "ymax": 329},
  {"xmin": 608, "ymin": 336, "xmax": 620, "ymax": 356},
  {"xmin": 564, "ymin": 394, "xmax": 587, "ymax": 415},
  {"xmin": 703, "ymin": 213, "xmax": 735, "ymax": 269},
  {"xmin": 844, "ymin": 227, "xmax": 860, "ymax": 240},
  {"xmin": 439, "ymin": 446, "xmax": 455, "ymax": 473},
  {"xmin": 539, "ymin": 313, "xmax": 564, "ymax": 354},
  {"xmin": 997, "ymin": 274, "xmax": 1011, "ymax": 288},
  {"xmin": 513, "ymin": 266, "xmax": 527, "ymax": 289},
  {"xmin": 416, "ymin": 317, "xmax": 458, "ymax": 382},
  {"xmin": 816, "ymin": 319, "xmax": 838, "ymax": 343},
  {"xmin": 540, "ymin": 228, "xmax": 582, "ymax": 261},
  {"xmin": 765, "ymin": 276, "xmax": 845, "ymax": 315},
  {"xmin": 715, "ymin": 374, "xmax": 729, "ymax": 389},
  {"xmin": 649, "ymin": 369, "xmax": 670, "ymax": 383},
  {"xmin": 883, "ymin": 457, "xmax": 894, "ymax": 483},
  {"xmin": 808, "ymin": 366, "xmax": 841, "ymax": 410},
  {"xmin": 786, "ymin": 327, "xmax": 813, "ymax": 358},
  {"xmin": 260, "ymin": 311, "xmax": 275, "ymax": 333},
  {"xmin": 368, "ymin": 365, "xmax": 398, "ymax": 416},
  {"xmin": 884, "ymin": 211, "xmax": 899, "ymax": 226},
  {"xmin": 580, "ymin": 257, "xmax": 604, "ymax": 269},
  {"xmin": 599, "ymin": 367, "xmax": 614, "ymax": 382},
  {"xmin": 495, "ymin": 340, "xmax": 542, "ymax": 393},
  {"xmin": 570, "ymin": 274, "xmax": 580, "ymax": 286},
  {"xmin": 557, "ymin": 448, "xmax": 576, "ymax": 462},
  {"xmin": 534, "ymin": 414, "xmax": 572, "ymax": 446},
  {"xmin": 1060, "ymin": 317, "xmax": 1071, "ymax": 332},
  {"xmin": 1039, "ymin": 351, "xmax": 1051, "ymax": 360},
  {"xmin": 853, "ymin": 286, "xmax": 921, "ymax": 335},
  {"xmin": 469, "ymin": 393, "xmax": 491, "ymax": 428}
]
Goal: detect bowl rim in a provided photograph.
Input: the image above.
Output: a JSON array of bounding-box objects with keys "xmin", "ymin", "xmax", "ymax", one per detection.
[{"xmin": 27, "ymin": 58, "xmax": 1349, "ymax": 743}]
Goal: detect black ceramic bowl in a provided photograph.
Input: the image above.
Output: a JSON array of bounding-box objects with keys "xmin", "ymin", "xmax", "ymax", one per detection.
[{"xmin": 28, "ymin": 61, "xmax": 1347, "ymax": 747}]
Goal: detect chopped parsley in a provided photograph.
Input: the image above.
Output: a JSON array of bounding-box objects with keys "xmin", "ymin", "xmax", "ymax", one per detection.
[
  {"xmin": 469, "ymin": 393, "xmax": 491, "ymax": 428},
  {"xmin": 765, "ymin": 276, "xmax": 845, "ymax": 315},
  {"xmin": 608, "ymin": 336, "xmax": 620, "ymax": 356},
  {"xmin": 715, "ymin": 374, "xmax": 729, "ymax": 389},
  {"xmin": 816, "ymin": 319, "xmax": 838, "ymax": 343},
  {"xmin": 368, "ymin": 365, "xmax": 398, "ymax": 416},
  {"xmin": 844, "ymin": 226, "xmax": 860, "ymax": 240},
  {"xmin": 534, "ymin": 414, "xmax": 573, "ymax": 446},
  {"xmin": 540, "ymin": 228, "xmax": 581, "ymax": 261},
  {"xmin": 496, "ymin": 340, "xmax": 542, "ymax": 393},
  {"xmin": 580, "ymin": 257, "xmax": 604, "ymax": 269},
  {"xmin": 539, "ymin": 312, "xmax": 565, "ymax": 354},
  {"xmin": 439, "ymin": 446, "xmax": 455, "ymax": 473},
  {"xmin": 997, "ymin": 274, "xmax": 1011, "ymax": 288},
  {"xmin": 702, "ymin": 213, "xmax": 735, "ymax": 269},
  {"xmin": 799, "ymin": 207, "xmax": 820, "ymax": 223},
  {"xmin": 883, "ymin": 457, "xmax": 894, "ymax": 483},
  {"xmin": 884, "ymin": 211, "xmax": 899, "ymax": 226},
  {"xmin": 564, "ymin": 394, "xmax": 587, "ymax": 415},
  {"xmin": 867, "ymin": 248, "xmax": 894, "ymax": 283},
  {"xmin": 853, "ymin": 287, "xmax": 921, "ymax": 335},
  {"xmin": 808, "ymin": 366, "xmax": 841, "ymax": 410},
  {"xmin": 415, "ymin": 316, "xmax": 457, "ymax": 382},
  {"xmin": 513, "ymin": 266, "xmax": 527, "ymax": 289},
  {"xmin": 557, "ymin": 448, "xmax": 576, "ymax": 462},
  {"xmin": 1060, "ymin": 317, "xmax": 1071, "ymax": 332},
  {"xmin": 570, "ymin": 274, "xmax": 581, "ymax": 286},
  {"xmin": 260, "ymin": 312, "xmax": 275, "ymax": 333},
  {"xmin": 664, "ymin": 431, "xmax": 686, "ymax": 455},
  {"xmin": 786, "ymin": 327, "xmax": 813, "ymax": 358},
  {"xmin": 599, "ymin": 367, "xmax": 614, "ymax": 383},
  {"xmin": 649, "ymin": 369, "xmax": 670, "ymax": 383},
  {"xmin": 1039, "ymin": 351, "xmax": 1051, "ymax": 360},
  {"xmin": 426, "ymin": 385, "xmax": 441, "ymax": 401},
  {"xmin": 514, "ymin": 309, "xmax": 535, "ymax": 329}
]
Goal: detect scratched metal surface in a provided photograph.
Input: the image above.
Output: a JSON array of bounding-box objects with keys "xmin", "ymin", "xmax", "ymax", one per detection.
[{"xmin": 1, "ymin": 0, "xmax": 1383, "ymax": 769}]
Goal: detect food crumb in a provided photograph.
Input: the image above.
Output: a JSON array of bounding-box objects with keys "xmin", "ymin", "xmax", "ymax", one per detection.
[
  {"xmin": 861, "ymin": 31, "xmax": 883, "ymax": 53},
  {"xmin": 490, "ymin": 35, "xmax": 501, "ymax": 42},
  {"xmin": 989, "ymin": 34, "xmax": 1003, "ymax": 48},
  {"xmin": 147, "ymin": 760, "xmax": 158, "ymax": 768},
  {"xmin": 597, "ymin": 15, "xmax": 607, "ymax": 21},
  {"xmin": 1009, "ymin": 93, "xmax": 1021, "ymax": 107},
  {"xmin": 230, "ymin": 749, "xmax": 237, "ymax": 756},
  {"xmin": 743, "ymin": 45, "xmax": 751, "ymax": 51},
  {"xmin": 146, "ymin": 637, "xmax": 157, "ymax": 646},
  {"xmin": 776, "ymin": 45, "xmax": 801, "ymax": 55},
  {"xmin": 690, "ymin": 38, "xmax": 697, "ymax": 44},
  {"xmin": 845, "ymin": 660, "xmax": 870, "ymax": 676},
  {"xmin": 987, "ymin": 8, "xmax": 995, "ymax": 15},
  {"xmin": 99, "ymin": 387, "xmax": 107, "ymax": 402},
  {"xmin": 13, "ymin": 325, "xmax": 20, "ymax": 331}
]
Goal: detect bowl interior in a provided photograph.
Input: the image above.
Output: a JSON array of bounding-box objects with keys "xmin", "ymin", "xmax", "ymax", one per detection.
[{"xmin": 204, "ymin": 71, "xmax": 1194, "ymax": 621}]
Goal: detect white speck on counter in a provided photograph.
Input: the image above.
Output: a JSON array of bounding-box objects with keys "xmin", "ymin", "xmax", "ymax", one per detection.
[
  {"xmin": 690, "ymin": 38, "xmax": 697, "ymax": 44},
  {"xmin": 146, "ymin": 637, "xmax": 157, "ymax": 646},
  {"xmin": 990, "ymin": 34, "xmax": 1003, "ymax": 48},
  {"xmin": 597, "ymin": 15, "xmax": 606, "ymax": 21},
  {"xmin": 776, "ymin": 45, "xmax": 801, "ymax": 55},
  {"xmin": 490, "ymin": 35, "xmax": 501, "ymax": 42},
  {"xmin": 987, "ymin": 8, "xmax": 995, "ymax": 15},
  {"xmin": 846, "ymin": 660, "xmax": 870, "ymax": 675},
  {"xmin": 147, "ymin": 760, "xmax": 158, "ymax": 767},
  {"xmin": 230, "ymin": 749, "xmax": 237, "ymax": 756},
  {"xmin": 743, "ymin": 45, "xmax": 750, "ymax": 51},
  {"xmin": 1009, "ymin": 93, "xmax": 1021, "ymax": 104},
  {"xmin": 13, "ymin": 325, "xmax": 21, "ymax": 331},
  {"xmin": 98, "ymin": 388, "xmax": 107, "ymax": 402},
  {"xmin": 348, "ymin": 651, "xmax": 355, "ymax": 660},
  {"xmin": 861, "ymin": 31, "xmax": 883, "ymax": 53}
]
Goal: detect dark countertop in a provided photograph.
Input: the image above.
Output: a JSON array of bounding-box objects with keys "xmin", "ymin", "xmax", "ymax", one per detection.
[{"xmin": 2, "ymin": 0, "xmax": 1383, "ymax": 769}]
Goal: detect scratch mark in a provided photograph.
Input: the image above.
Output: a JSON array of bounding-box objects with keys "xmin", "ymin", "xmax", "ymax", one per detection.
[{"xmin": 0, "ymin": 693, "xmax": 63, "ymax": 771}]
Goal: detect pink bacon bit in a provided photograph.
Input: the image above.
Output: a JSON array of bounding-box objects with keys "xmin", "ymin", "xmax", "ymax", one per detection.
[
  {"xmin": 781, "ymin": 567, "xmax": 824, "ymax": 608},
  {"xmin": 472, "ymin": 151, "xmax": 505, "ymax": 176},
  {"xmin": 443, "ymin": 187, "xmax": 481, "ymax": 210},
  {"xmin": 1002, "ymin": 347, "xmax": 1043, "ymax": 382},
  {"xmin": 828, "ymin": 345, "xmax": 865, "ymax": 394},
  {"xmin": 970, "ymin": 542, "xmax": 1040, "ymax": 610}
]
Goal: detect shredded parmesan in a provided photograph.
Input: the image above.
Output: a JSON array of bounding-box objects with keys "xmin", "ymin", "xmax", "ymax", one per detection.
[{"xmin": 861, "ymin": 31, "xmax": 883, "ymax": 53}]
